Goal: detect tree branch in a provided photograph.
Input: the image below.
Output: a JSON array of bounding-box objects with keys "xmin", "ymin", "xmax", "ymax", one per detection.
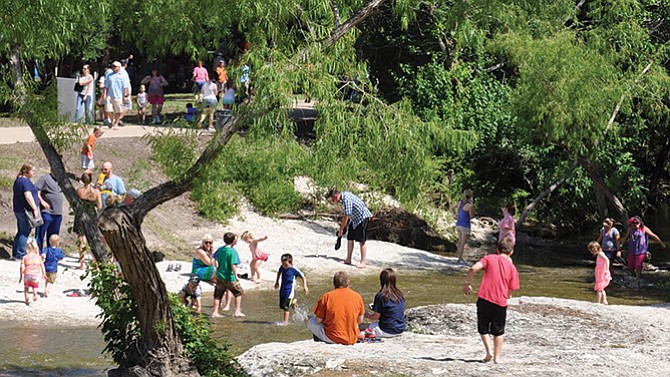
[
  {"xmin": 131, "ymin": 118, "xmax": 239, "ymax": 224},
  {"xmin": 330, "ymin": 0, "xmax": 342, "ymax": 27},
  {"xmin": 301, "ymin": 0, "xmax": 387, "ymax": 58},
  {"xmin": 294, "ymin": 1, "xmax": 316, "ymax": 39}
]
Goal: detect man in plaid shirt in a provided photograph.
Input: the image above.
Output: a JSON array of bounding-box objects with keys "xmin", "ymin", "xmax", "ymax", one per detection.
[{"xmin": 327, "ymin": 188, "xmax": 372, "ymax": 268}]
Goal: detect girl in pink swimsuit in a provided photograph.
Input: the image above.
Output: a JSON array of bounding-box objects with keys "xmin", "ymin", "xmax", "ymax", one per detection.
[{"xmin": 241, "ymin": 231, "xmax": 269, "ymax": 284}]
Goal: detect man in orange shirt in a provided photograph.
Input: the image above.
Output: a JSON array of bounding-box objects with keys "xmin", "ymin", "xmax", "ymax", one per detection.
[
  {"xmin": 81, "ymin": 126, "xmax": 103, "ymax": 172},
  {"xmin": 307, "ymin": 271, "xmax": 365, "ymax": 345}
]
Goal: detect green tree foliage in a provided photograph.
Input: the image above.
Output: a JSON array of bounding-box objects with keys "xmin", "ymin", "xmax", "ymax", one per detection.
[{"xmin": 86, "ymin": 263, "xmax": 245, "ymax": 377}]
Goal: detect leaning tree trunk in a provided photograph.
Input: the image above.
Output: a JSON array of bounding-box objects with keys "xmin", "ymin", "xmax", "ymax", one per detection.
[
  {"xmin": 594, "ymin": 183, "xmax": 608, "ymax": 220},
  {"xmin": 578, "ymin": 156, "xmax": 628, "ymax": 225},
  {"xmin": 10, "ymin": 44, "xmax": 109, "ymax": 262},
  {"xmin": 99, "ymin": 207, "xmax": 199, "ymax": 377}
]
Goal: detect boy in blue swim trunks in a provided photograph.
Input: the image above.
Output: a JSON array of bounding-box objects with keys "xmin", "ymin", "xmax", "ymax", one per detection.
[{"xmin": 274, "ymin": 253, "xmax": 309, "ymax": 325}]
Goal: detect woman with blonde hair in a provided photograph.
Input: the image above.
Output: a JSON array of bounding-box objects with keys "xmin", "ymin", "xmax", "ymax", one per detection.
[
  {"xmin": 192, "ymin": 234, "xmax": 216, "ymax": 282},
  {"xmin": 13, "ymin": 163, "xmax": 40, "ymax": 260}
]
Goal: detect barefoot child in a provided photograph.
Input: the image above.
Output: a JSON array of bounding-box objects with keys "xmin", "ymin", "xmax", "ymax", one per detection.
[
  {"xmin": 42, "ymin": 235, "xmax": 65, "ymax": 298},
  {"xmin": 136, "ymin": 85, "xmax": 148, "ymax": 124},
  {"xmin": 212, "ymin": 232, "xmax": 245, "ymax": 318},
  {"xmin": 274, "ymin": 253, "xmax": 308, "ymax": 325},
  {"xmin": 178, "ymin": 275, "xmax": 203, "ymax": 313},
  {"xmin": 363, "ymin": 268, "xmax": 406, "ymax": 338},
  {"xmin": 463, "ymin": 237, "xmax": 519, "ymax": 364},
  {"xmin": 241, "ymin": 231, "xmax": 269, "ymax": 283},
  {"xmin": 19, "ymin": 238, "xmax": 47, "ymax": 305},
  {"xmin": 588, "ymin": 241, "xmax": 612, "ymax": 304}
]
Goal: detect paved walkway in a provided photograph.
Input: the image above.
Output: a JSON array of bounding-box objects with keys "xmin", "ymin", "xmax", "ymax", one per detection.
[{"xmin": 0, "ymin": 124, "xmax": 179, "ymax": 145}]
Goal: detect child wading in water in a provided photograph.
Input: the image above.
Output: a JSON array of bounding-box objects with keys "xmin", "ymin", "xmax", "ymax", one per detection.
[
  {"xmin": 241, "ymin": 231, "xmax": 269, "ymax": 284},
  {"xmin": 19, "ymin": 238, "xmax": 47, "ymax": 305},
  {"xmin": 463, "ymin": 237, "xmax": 519, "ymax": 364},
  {"xmin": 274, "ymin": 253, "xmax": 308, "ymax": 325},
  {"xmin": 588, "ymin": 241, "xmax": 612, "ymax": 305}
]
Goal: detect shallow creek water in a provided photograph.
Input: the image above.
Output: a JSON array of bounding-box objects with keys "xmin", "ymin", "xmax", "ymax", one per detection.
[{"xmin": 2, "ymin": 243, "xmax": 669, "ymax": 376}]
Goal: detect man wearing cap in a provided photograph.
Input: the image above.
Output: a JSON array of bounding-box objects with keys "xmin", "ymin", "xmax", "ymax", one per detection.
[
  {"xmin": 123, "ymin": 189, "xmax": 141, "ymax": 205},
  {"xmin": 103, "ymin": 61, "xmax": 130, "ymax": 129},
  {"xmin": 327, "ymin": 188, "xmax": 372, "ymax": 269},
  {"xmin": 117, "ymin": 59, "xmax": 133, "ymax": 126}
]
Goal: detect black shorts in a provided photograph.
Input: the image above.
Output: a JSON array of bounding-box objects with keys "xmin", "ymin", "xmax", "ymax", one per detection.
[
  {"xmin": 477, "ymin": 298, "xmax": 507, "ymax": 336},
  {"xmin": 347, "ymin": 218, "xmax": 369, "ymax": 243},
  {"xmin": 279, "ymin": 296, "xmax": 295, "ymax": 311}
]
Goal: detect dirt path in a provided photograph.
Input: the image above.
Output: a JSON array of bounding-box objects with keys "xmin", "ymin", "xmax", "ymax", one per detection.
[{"xmin": 0, "ymin": 124, "xmax": 184, "ymax": 145}]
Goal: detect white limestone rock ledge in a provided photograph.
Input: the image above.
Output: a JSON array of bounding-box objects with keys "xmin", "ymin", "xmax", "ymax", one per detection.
[{"xmin": 237, "ymin": 296, "xmax": 670, "ymax": 377}]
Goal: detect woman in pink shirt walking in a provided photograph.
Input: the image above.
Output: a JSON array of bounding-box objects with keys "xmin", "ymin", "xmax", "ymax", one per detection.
[{"xmin": 192, "ymin": 60, "xmax": 209, "ymax": 102}]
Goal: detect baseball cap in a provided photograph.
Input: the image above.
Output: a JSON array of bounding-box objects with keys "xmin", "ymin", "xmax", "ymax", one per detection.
[
  {"xmin": 629, "ymin": 216, "xmax": 641, "ymax": 225},
  {"xmin": 188, "ymin": 275, "xmax": 200, "ymax": 284},
  {"xmin": 112, "ymin": 61, "xmax": 122, "ymax": 67},
  {"xmin": 127, "ymin": 189, "xmax": 141, "ymax": 199}
]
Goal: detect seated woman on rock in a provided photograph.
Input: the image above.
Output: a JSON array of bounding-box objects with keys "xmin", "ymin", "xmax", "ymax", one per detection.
[
  {"xmin": 192, "ymin": 234, "xmax": 216, "ymax": 283},
  {"xmin": 363, "ymin": 268, "xmax": 406, "ymax": 338}
]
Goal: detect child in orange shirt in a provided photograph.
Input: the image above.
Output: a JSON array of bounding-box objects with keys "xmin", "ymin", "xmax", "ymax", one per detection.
[{"xmin": 81, "ymin": 127, "xmax": 103, "ymax": 172}]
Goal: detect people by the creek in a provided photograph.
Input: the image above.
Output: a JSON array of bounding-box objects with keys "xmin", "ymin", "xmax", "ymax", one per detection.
[
  {"xmin": 75, "ymin": 172, "xmax": 102, "ymax": 269},
  {"xmin": 192, "ymin": 60, "xmax": 209, "ymax": 102},
  {"xmin": 81, "ymin": 126, "xmax": 104, "ymax": 172},
  {"xmin": 41, "ymin": 234, "xmax": 65, "ymax": 298},
  {"xmin": 97, "ymin": 161, "xmax": 126, "ymax": 208},
  {"xmin": 102, "ymin": 61, "xmax": 130, "ymax": 129},
  {"xmin": 241, "ymin": 231, "xmax": 269, "ymax": 284},
  {"xmin": 450, "ymin": 189, "xmax": 475, "ymax": 265},
  {"xmin": 136, "ymin": 84, "xmax": 148, "ymax": 124},
  {"xmin": 117, "ymin": 58, "xmax": 133, "ymax": 127},
  {"xmin": 596, "ymin": 218, "xmax": 620, "ymax": 276},
  {"xmin": 140, "ymin": 68, "xmax": 169, "ymax": 124},
  {"xmin": 215, "ymin": 59, "xmax": 228, "ymax": 102},
  {"xmin": 212, "ymin": 232, "xmax": 245, "ymax": 318},
  {"xmin": 327, "ymin": 188, "xmax": 373, "ymax": 269},
  {"xmin": 19, "ymin": 238, "xmax": 46, "ymax": 306},
  {"xmin": 12, "ymin": 163, "xmax": 40, "ymax": 260},
  {"xmin": 74, "ymin": 64, "xmax": 95, "ymax": 124},
  {"xmin": 620, "ymin": 216, "xmax": 666, "ymax": 287},
  {"xmin": 363, "ymin": 268, "xmax": 406, "ymax": 338},
  {"xmin": 307, "ymin": 271, "xmax": 365, "ymax": 345},
  {"xmin": 463, "ymin": 237, "xmax": 519, "ymax": 364},
  {"xmin": 192, "ymin": 234, "xmax": 217, "ymax": 283},
  {"xmin": 178, "ymin": 275, "xmax": 203, "ymax": 314},
  {"xmin": 35, "ymin": 171, "xmax": 65, "ymax": 252},
  {"xmin": 274, "ymin": 253, "xmax": 308, "ymax": 325},
  {"xmin": 499, "ymin": 203, "xmax": 515, "ymax": 246},
  {"xmin": 198, "ymin": 76, "xmax": 218, "ymax": 131},
  {"xmin": 222, "ymin": 79, "xmax": 236, "ymax": 110},
  {"xmin": 588, "ymin": 241, "xmax": 611, "ymax": 305}
]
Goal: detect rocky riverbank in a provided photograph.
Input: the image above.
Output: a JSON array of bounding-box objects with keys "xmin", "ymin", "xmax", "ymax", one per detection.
[{"xmin": 237, "ymin": 296, "xmax": 670, "ymax": 376}]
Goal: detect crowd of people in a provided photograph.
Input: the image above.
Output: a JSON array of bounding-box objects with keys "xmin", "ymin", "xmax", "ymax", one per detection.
[
  {"xmin": 10, "ymin": 136, "xmax": 665, "ymax": 364},
  {"xmin": 72, "ymin": 56, "xmax": 249, "ymax": 128}
]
